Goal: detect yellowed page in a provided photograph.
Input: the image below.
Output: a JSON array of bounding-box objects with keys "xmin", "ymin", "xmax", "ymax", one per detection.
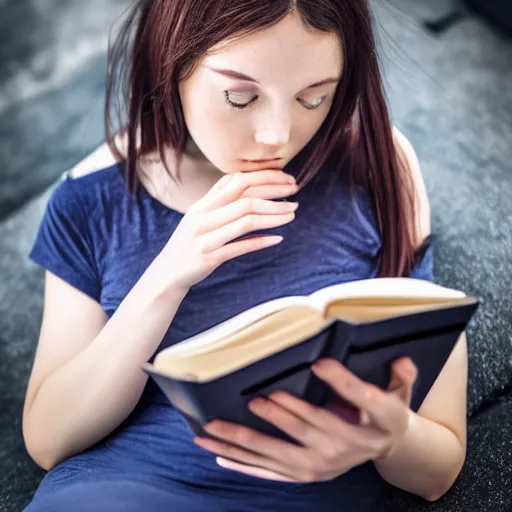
[
  {"xmin": 154, "ymin": 307, "xmax": 331, "ymax": 382},
  {"xmin": 160, "ymin": 295, "xmax": 314, "ymax": 358},
  {"xmin": 325, "ymin": 297, "xmax": 472, "ymax": 322},
  {"xmin": 309, "ymin": 277, "xmax": 466, "ymax": 311}
]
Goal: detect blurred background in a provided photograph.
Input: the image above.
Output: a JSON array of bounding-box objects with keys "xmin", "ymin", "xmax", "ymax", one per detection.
[
  {"xmin": 1, "ymin": 0, "xmax": 511, "ymax": 220},
  {"xmin": 0, "ymin": 0, "xmax": 511, "ymax": 511},
  {"xmin": 0, "ymin": 0, "xmax": 130, "ymax": 220}
]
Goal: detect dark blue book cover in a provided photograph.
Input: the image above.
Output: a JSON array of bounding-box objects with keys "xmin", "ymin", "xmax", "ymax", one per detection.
[{"xmin": 143, "ymin": 296, "xmax": 479, "ymax": 444}]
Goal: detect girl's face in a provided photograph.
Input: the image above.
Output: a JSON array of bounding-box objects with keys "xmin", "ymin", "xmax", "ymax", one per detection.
[{"xmin": 179, "ymin": 12, "xmax": 343, "ymax": 174}]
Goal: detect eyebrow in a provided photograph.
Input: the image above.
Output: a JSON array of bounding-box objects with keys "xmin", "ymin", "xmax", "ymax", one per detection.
[{"xmin": 206, "ymin": 67, "xmax": 341, "ymax": 89}]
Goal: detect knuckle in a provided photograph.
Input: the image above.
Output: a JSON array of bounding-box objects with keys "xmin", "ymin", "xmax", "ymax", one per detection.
[
  {"xmin": 303, "ymin": 404, "xmax": 322, "ymax": 423},
  {"xmin": 185, "ymin": 212, "xmax": 200, "ymax": 230},
  {"xmin": 189, "ymin": 221, "xmax": 202, "ymax": 237},
  {"xmin": 243, "ymin": 214, "xmax": 257, "ymax": 231},
  {"xmin": 233, "ymin": 427, "xmax": 254, "ymax": 446},
  {"xmin": 297, "ymin": 465, "xmax": 316, "ymax": 482},
  {"xmin": 243, "ymin": 197, "xmax": 257, "ymax": 212},
  {"xmin": 363, "ymin": 384, "xmax": 381, "ymax": 403},
  {"xmin": 222, "ymin": 443, "xmax": 236, "ymax": 457},
  {"xmin": 207, "ymin": 251, "xmax": 223, "ymax": 267},
  {"xmin": 231, "ymin": 173, "xmax": 244, "ymax": 187},
  {"xmin": 196, "ymin": 239, "xmax": 210, "ymax": 255},
  {"xmin": 298, "ymin": 458, "xmax": 321, "ymax": 482},
  {"xmin": 319, "ymin": 445, "xmax": 339, "ymax": 465},
  {"xmin": 288, "ymin": 418, "xmax": 310, "ymax": 437},
  {"xmin": 220, "ymin": 173, "xmax": 234, "ymax": 185}
]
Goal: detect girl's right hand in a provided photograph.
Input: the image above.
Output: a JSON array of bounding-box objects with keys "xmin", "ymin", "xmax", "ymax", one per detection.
[{"xmin": 159, "ymin": 170, "xmax": 299, "ymax": 293}]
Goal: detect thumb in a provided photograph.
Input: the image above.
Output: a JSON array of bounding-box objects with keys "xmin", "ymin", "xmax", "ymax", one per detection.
[{"xmin": 387, "ymin": 357, "xmax": 417, "ymax": 406}]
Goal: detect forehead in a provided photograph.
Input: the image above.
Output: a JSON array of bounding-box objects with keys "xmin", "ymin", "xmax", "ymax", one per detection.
[{"xmin": 203, "ymin": 13, "xmax": 343, "ymax": 86}]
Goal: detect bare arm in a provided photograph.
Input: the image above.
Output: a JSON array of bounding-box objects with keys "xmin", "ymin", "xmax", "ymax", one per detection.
[
  {"xmin": 23, "ymin": 166, "xmax": 299, "ymax": 471},
  {"xmin": 23, "ymin": 258, "xmax": 188, "ymax": 471},
  {"xmin": 373, "ymin": 333, "xmax": 467, "ymax": 501},
  {"xmin": 373, "ymin": 128, "xmax": 467, "ymax": 501}
]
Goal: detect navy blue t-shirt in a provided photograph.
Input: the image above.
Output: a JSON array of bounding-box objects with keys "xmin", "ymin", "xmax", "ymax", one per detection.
[{"xmin": 26, "ymin": 158, "xmax": 433, "ymax": 512}]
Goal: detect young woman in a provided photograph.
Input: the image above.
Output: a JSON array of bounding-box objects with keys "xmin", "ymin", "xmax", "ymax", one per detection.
[{"xmin": 22, "ymin": 1, "xmax": 468, "ymax": 510}]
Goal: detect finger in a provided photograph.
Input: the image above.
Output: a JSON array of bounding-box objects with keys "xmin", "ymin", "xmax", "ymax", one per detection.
[
  {"xmin": 193, "ymin": 432, "xmax": 300, "ymax": 480},
  {"xmin": 264, "ymin": 392, "xmax": 385, "ymax": 459},
  {"xmin": 387, "ymin": 357, "xmax": 417, "ymax": 406},
  {"xmin": 199, "ymin": 211, "xmax": 296, "ymax": 253},
  {"xmin": 211, "ymin": 234, "xmax": 284, "ymax": 263},
  {"xmin": 197, "ymin": 197, "xmax": 299, "ymax": 235},
  {"xmin": 194, "ymin": 435, "xmax": 274, "ymax": 470},
  {"xmin": 216, "ymin": 457, "xmax": 298, "ymax": 482},
  {"xmin": 240, "ymin": 183, "xmax": 300, "ymax": 200},
  {"xmin": 311, "ymin": 359, "xmax": 405, "ymax": 432},
  {"xmin": 255, "ymin": 393, "xmax": 349, "ymax": 438},
  {"xmin": 247, "ymin": 396, "xmax": 330, "ymax": 447},
  {"xmin": 195, "ymin": 171, "xmax": 297, "ymax": 212},
  {"xmin": 201, "ymin": 420, "xmax": 304, "ymax": 468}
]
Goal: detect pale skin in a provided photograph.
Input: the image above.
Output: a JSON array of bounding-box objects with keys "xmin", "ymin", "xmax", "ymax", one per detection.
[{"xmin": 22, "ymin": 11, "xmax": 467, "ymax": 503}]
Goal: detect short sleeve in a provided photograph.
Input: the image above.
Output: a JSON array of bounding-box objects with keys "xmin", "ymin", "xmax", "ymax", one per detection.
[
  {"xmin": 408, "ymin": 234, "xmax": 434, "ymax": 282},
  {"xmin": 29, "ymin": 175, "xmax": 101, "ymax": 301}
]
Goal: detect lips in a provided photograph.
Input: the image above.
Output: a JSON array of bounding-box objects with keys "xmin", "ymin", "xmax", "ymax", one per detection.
[
  {"xmin": 240, "ymin": 159, "xmax": 284, "ymax": 170},
  {"xmin": 243, "ymin": 158, "xmax": 282, "ymax": 163}
]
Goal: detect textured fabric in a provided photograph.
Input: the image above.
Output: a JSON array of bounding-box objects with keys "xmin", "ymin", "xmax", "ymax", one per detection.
[{"xmin": 25, "ymin": 156, "xmax": 433, "ymax": 512}]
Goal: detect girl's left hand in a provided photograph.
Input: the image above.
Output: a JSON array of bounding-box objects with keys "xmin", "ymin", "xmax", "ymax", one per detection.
[{"xmin": 193, "ymin": 357, "xmax": 418, "ymax": 482}]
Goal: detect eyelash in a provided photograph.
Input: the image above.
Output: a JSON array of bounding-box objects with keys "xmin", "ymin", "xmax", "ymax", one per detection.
[{"xmin": 223, "ymin": 91, "xmax": 326, "ymax": 111}]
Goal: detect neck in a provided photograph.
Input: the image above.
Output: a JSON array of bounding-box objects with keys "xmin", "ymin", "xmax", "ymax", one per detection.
[{"xmin": 138, "ymin": 140, "xmax": 225, "ymax": 213}]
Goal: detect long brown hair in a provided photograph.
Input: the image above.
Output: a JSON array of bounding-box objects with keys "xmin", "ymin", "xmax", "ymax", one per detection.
[{"xmin": 105, "ymin": 0, "xmax": 420, "ymax": 277}]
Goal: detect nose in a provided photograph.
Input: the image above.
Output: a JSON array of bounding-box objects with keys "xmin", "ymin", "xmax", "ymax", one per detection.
[{"xmin": 254, "ymin": 108, "xmax": 291, "ymax": 147}]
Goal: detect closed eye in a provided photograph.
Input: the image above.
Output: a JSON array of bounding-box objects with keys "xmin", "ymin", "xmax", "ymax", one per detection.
[
  {"xmin": 223, "ymin": 91, "xmax": 258, "ymax": 109},
  {"xmin": 299, "ymin": 96, "xmax": 326, "ymax": 110},
  {"xmin": 223, "ymin": 91, "xmax": 326, "ymax": 110}
]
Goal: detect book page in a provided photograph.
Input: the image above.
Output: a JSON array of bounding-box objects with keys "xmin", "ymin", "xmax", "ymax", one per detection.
[
  {"xmin": 325, "ymin": 297, "xmax": 472, "ymax": 322},
  {"xmin": 154, "ymin": 308, "xmax": 332, "ymax": 382},
  {"xmin": 160, "ymin": 294, "xmax": 315, "ymax": 358},
  {"xmin": 309, "ymin": 277, "xmax": 466, "ymax": 311}
]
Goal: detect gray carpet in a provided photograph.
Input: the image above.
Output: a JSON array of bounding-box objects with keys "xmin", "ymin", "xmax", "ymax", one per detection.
[{"xmin": 0, "ymin": 1, "xmax": 511, "ymax": 511}]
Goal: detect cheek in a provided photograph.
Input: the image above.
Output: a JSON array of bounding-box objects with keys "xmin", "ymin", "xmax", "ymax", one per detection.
[
  {"xmin": 185, "ymin": 103, "xmax": 251, "ymax": 169},
  {"xmin": 292, "ymin": 112, "xmax": 327, "ymax": 149},
  {"xmin": 194, "ymin": 111, "xmax": 249, "ymax": 152},
  {"xmin": 187, "ymin": 98, "xmax": 246, "ymax": 141}
]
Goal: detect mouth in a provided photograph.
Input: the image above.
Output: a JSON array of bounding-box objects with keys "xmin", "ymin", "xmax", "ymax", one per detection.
[{"xmin": 242, "ymin": 158, "xmax": 283, "ymax": 163}]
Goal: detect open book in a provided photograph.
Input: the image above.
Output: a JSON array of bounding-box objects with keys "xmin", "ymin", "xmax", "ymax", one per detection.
[{"xmin": 143, "ymin": 277, "xmax": 479, "ymax": 443}]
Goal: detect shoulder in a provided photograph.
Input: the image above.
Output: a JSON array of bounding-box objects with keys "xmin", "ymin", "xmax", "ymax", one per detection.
[
  {"xmin": 46, "ymin": 141, "xmax": 127, "ymax": 224},
  {"xmin": 65, "ymin": 137, "xmax": 129, "ymax": 200},
  {"xmin": 68, "ymin": 138, "xmax": 124, "ymax": 179},
  {"xmin": 392, "ymin": 126, "xmax": 432, "ymax": 247}
]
